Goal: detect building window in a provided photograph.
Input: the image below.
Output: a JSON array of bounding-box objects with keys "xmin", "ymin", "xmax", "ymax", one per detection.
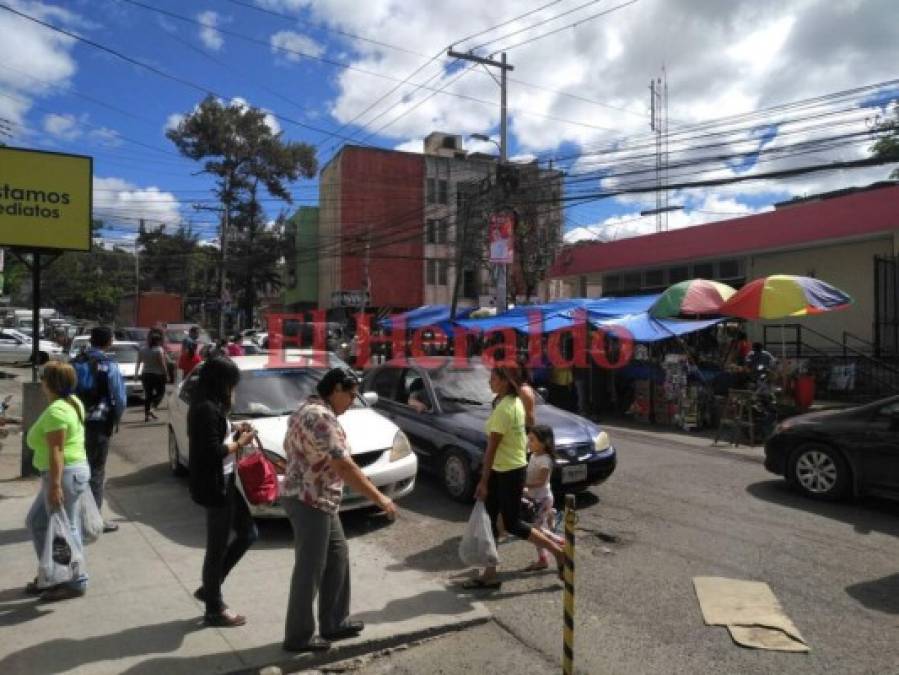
[
  {"xmin": 427, "ymin": 259, "xmax": 448, "ymax": 286},
  {"xmin": 604, "ymin": 275, "xmax": 620, "ymax": 292},
  {"xmin": 693, "ymin": 262, "xmax": 714, "ymax": 279},
  {"xmin": 438, "ymin": 179, "xmax": 448, "ymax": 204},
  {"xmin": 668, "ymin": 266, "xmax": 689, "ymax": 284},
  {"xmin": 622, "ymin": 272, "xmax": 642, "ymax": 290},
  {"xmin": 426, "ymin": 219, "xmax": 437, "ymax": 244},
  {"xmin": 718, "ymin": 259, "xmax": 742, "ymax": 279},
  {"xmin": 427, "ymin": 178, "xmax": 436, "ymax": 204},
  {"xmin": 437, "ymin": 218, "xmax": 448, "ymax": 244},
  {"xmin": 644, "ymin": 268, "xmax": 666, "ymax": 288},
  {"xmin": 463, "ymin": 268, "xmax": 477, "ymax": 298}
]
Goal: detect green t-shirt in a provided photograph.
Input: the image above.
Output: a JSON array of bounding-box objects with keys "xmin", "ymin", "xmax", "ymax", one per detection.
[
  {"xmin": 27, "ymin": 397, "xmax": 87, "ymax": 472},
  {"xmin": 486, "ymin": 395, "xmax": 527, "ymax": 472}
]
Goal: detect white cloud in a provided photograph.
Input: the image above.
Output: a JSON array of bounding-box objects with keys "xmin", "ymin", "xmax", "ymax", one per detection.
[
  {"xmin": 43, "ymin": 112, "xmax": 83, "ymax": 141},
  {"xmin": 197, "ymin": 10, "xmax": 224, "ymax": 51},
  {"xmin": 88, "ymin": 126, "xmax": 122, "ymax": 148},
  {"xmin": 270, "ymin": 30, "xmax": 325, "ymax": 62},
  {"xmin": 93, "ymin": 177, "xmax": 182, "ymax": 229},
  {"xmin": 564, "ymin": 195, "xmax": 772, "ymax": 243},
  {"xmin": 0, "ymin": 1, "xmax": 79, "ymax": 132},
  {"xmin": 164, "ymin": 112, "xmax": 185, "ymax": 133},
  {"xmin": 229, "ymin": 96, "xmax": 281, "ymax": 135},
  {"xmin": 394, "ymin": 138, "xmax": 424, "ymax": 153}
]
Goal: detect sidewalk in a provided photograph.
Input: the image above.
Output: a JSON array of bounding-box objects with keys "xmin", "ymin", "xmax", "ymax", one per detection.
[{"xmin": 0, "ymin": 419, "xmax": 488, "ymax": 675}]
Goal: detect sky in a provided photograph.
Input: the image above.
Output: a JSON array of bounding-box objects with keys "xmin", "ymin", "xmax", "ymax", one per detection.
[{"xmin": 1, "ymin": 0, "xmax": 897, "ymax": 249}]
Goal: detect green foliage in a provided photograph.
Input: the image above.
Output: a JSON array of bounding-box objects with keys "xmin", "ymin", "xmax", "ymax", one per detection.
[
  {"xmin": 137, "ymin": 224, "xmax": 200, "ymax": 295},
  {"xmin": 166, "ymin": 96, "xmax": 317, "ymax": 323},
  {"xmin": 871, "ymin": 103, "xmax": 899, "ymax": 179}
]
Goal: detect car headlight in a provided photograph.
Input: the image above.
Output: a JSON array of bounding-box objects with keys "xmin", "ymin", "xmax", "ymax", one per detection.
[
  {"xmin": 594, "ymin": 431, "xmax": 611, "ymax": 452},
  {"xmin": 390, "ymin": 430, "xmax": 412, "ymax": 462}
]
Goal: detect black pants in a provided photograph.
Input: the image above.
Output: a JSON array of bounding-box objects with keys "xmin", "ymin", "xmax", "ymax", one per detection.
[
  {"xmin": 485, "ymin": 466, "xmax": 532, "ymax": 541},
  {"xmin": 85, "ymin": 422, "xmax": 111, "ymax": 510},
  {"xmin": 203, "ymin": 475, "xmax": 258, "ymax": 615},
  {"xmin": 141, "ymin": 373, "xmax": 167, "ymax": 415}
]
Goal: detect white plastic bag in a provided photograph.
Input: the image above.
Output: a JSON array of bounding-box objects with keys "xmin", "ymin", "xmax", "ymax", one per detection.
[
  {"xmin": 38, "ymin": 509, "xmax": 85, "ymax": 589},
  {"xmin": 459, "ymin": 501, "xmax": 499, "ymax": 567},
  {"xmin": 78, "ymin": 491, "xmax": 103, "ymax": 544}
]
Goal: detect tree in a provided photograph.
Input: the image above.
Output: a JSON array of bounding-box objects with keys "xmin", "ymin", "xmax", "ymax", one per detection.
[
  {"xmin": 871, "ymin": 101, "xmax": 899, "ymax": 178},
  {"xmin": 166, "ymin": 96, "xmax": 317, "ymax": 327},
  {"xmin": 137, "ymin": 224, "xmax": 199, "ymax": 296}
]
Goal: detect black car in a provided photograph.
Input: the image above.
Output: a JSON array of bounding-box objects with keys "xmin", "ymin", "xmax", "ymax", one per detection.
[
  {"xmin": 362, "ymin": 357, "xmax": 617, "ymax": 501},
  {"xmin": 764, "ymin": 395, "xmax": 899, "ymax": 500}
]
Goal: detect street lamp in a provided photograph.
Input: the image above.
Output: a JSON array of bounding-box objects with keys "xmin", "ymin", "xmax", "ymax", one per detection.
[{"xmin": 469, "ymin": 133, "xmax": 501, "ymax": 155}]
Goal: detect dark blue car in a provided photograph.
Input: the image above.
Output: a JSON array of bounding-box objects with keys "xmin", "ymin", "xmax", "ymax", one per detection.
[{"xmin": 361, "ymin": 358, "xmax": 617, "ymax": 501}]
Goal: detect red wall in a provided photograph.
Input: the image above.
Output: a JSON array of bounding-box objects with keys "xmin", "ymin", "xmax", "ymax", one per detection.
[
  {"xmin": 339, "ymin": 147, "xmax": 424, "ymax": 309},
  {"xmin": 137, "ymin": 292, "xmax": 182, "ymax": 327}
]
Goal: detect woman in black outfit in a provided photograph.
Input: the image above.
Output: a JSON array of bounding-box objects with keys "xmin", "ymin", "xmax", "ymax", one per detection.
[{"xmin": 188, "ymin": 356, "xmax": 258, "ymax": 627}]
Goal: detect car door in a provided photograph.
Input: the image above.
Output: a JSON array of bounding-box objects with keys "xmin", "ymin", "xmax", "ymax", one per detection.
[
  {"xmin": 171, "ymin": 371, "xmax": 199, "ymax": 464},
  {"xmin": 0, "ymin": 332, "xmax": 19, "ymax": 364},
  {"xmin": 858, "ymin": 401, "xmax": 899, "ymax": 493},
  {"xmin": 390, "ymin": 368, "xmax": 441, "ymax": 465}
]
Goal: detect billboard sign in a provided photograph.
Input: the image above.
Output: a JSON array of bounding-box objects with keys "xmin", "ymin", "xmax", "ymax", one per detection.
[
  {"xmin": 0, "ymin": 146, "xmax": 92, "ymax": 252},
  {"xmin": 331, "ymin": 289, "xmax": 370, "ymax": 307},
  {"xmin": 488, "ymin": 211, "xmax": 514, "ymax": 265}
]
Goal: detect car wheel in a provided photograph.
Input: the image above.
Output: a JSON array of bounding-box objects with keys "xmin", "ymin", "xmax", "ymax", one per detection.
[
  {"xmin": 168, "ymin": 427, "xmax": 187, "ymax": 477},
  {"xmin": 788, "ymin": 443, "xmax": 850, "ymax": 500},
  {"xmin": 442, "ymin": 448, "xmax": 475, "ymax": 502}
]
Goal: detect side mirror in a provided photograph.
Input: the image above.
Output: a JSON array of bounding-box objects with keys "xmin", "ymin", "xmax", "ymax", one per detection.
[{"xmin": 363, "ymin": 391, "xmax": 379, "ymax": 406}]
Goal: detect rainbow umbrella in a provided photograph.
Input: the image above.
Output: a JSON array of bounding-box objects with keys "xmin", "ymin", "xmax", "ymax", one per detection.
[
  {"xmin": 650, "ymin": 279, "xmax": 736, "ymax": 318},
  {"xmin": 719, "ymin": 275, "xmax": 853, "ymax": 319}
]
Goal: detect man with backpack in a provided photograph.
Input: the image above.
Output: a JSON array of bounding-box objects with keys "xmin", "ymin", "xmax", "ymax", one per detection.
[{"xmin": 73, "ymin": 327, "xmax": 127, "ymax": 533}]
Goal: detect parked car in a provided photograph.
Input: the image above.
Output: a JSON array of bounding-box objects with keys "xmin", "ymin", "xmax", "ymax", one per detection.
[
  {"xmin": 167, "ymin": 352, "xmax": 418, "ymax": 517},
  {"xmin": 361, "ymin": 357, "xmax": 617, "ymax": 501},
  {"xmin": 68, "ymin": 337, "xmax": 144, "ymax": 399},
  {"xmin": 0, "ymin": 329, "xmax": 64, "ymax": 364},
  {"xmin": 764, "ymin": 395, "xmax": 899, "ymax": 501},
  {"xmin": 115, "ymin": 327, "xmax": 151, "ymax": 343}
]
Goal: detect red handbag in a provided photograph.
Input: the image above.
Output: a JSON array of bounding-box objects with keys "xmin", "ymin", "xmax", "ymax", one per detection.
[{"xmin": 237, "ymin": 438, "xmax": 279, "ymax": 505}]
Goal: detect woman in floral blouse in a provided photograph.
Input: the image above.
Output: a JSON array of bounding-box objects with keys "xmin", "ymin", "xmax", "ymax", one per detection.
[{"xmin": 281, "ymin": 368, "xmax": 398, "ymax": 653}]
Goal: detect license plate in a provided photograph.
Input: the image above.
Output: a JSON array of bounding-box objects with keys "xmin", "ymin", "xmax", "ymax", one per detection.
[{"xmin": 562, "ymin": 464, "xmax": 588, "ymax": 484}]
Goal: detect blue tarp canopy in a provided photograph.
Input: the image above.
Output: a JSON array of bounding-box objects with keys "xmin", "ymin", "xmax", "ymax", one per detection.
[
  {"xmin": 455, "ymin": 295, "xmax": 662, "ymax": 335},
  {"xmin": 378, "ymin": 305, "xmax": 474, "ymax": 334},
  {"xmin": 588, "ymin": 312, "xmax": 724, "ymax": 342}
]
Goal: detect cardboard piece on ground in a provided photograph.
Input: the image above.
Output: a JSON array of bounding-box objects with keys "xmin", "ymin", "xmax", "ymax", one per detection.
[{"xmin": 693, "ymin": 576, "xmax": 809, "ymax": 653}]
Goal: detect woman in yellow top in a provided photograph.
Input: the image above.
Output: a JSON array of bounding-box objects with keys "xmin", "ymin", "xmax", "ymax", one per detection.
[
  {"xmin": 464, "ymin": 367, "xmax": 565, "ymax": 590},
  {"xmin": 24, "ymin": 362, "xmax": 91, "ymax": 602}
]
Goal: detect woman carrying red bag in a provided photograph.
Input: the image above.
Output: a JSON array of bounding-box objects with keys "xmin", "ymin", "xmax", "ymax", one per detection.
[{"xmin": 187, "ymin": 356, "xmax": 258, "ymax": 627}]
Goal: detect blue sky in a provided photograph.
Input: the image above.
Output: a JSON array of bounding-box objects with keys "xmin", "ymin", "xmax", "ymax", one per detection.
[{"xmin": 1, "ymin": 0, "xmax": 897, "ymax": 247}]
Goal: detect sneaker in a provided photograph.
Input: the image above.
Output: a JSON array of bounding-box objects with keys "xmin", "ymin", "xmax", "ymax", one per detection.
[
  {"xmin": 321, "ymin": 621, "xmax": 364, "ymax": 641},
  {"xmin": 40, "ymin": 585, "xmax": 86, "ymax": 602},
  {"xmin": 282, "ymin": 636, "xmax": 331, "ymax": 652},
  {"xmin": 204, "ymin": 609, "xmax": 246, "ymax": 627},
  {"xmin": 103, "ymin": 521, "xmax": 119, "ymax": 533}
]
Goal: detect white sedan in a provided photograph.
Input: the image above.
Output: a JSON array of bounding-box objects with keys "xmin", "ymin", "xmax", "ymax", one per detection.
[
  {"xmin": 69, "ymin": 337, "xmax": 144, "ymax": 399},
  {"xmin": 167, "ymin": 353, "xmax": 418, "ymax": 517},
  {"xmin": 0, "ymin": 328, "xmax": 63, "ymax": 365}
]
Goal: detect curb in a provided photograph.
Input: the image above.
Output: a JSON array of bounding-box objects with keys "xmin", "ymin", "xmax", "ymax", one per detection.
[{"xmin": 226, "ymin": 616, "xmax": 493, "ymax": 675}]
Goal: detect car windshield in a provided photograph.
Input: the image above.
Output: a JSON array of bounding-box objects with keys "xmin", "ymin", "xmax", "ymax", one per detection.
[
  {"xmin": 231, "ymin": 368, "xmax": 365, "ymax": 418},
  {"xmin": 107, "ymin": 345, "xmax": 138, "ymax": 363},
  {"xmin": 166, "ymin": 329, "xmax": 212, "ymax": 343},
  {"xmin": 428, "ymin": 362, "xmax": 495, "ymax": 406}
]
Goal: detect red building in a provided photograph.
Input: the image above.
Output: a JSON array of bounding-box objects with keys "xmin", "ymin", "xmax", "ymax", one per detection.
[
  {"xmin": 319, "ymin": 146, "xmax": 425, "ymax": 312},
  {"xmin": 550, "ymin": 183, "xmax": 899, "ymax": 353}
]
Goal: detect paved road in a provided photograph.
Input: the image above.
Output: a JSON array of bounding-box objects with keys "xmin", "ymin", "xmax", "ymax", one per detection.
[{"xmin": 347, "ymin": 426, "xmax": 899, "ymax": 675}]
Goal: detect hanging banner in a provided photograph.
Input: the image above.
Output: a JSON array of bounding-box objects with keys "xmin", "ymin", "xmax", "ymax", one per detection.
[
  {"xmin": 488, "ymin": 211, "xmax": 515, "ymax": 264},
  {"xmin": 0, "ymin": 146, "xmax": 92, "ymax": 252}
]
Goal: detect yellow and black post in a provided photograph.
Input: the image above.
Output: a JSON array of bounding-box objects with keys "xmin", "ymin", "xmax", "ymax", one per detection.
[{"xmin": 562, "ymin": 493, "xmax": 576, "ymax": 674}]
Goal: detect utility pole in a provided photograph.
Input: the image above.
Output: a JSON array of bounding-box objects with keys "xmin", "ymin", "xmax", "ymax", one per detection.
[
  {"xmin": 194, "ymin": 203, "xmax": 229, "ymax": 338},
  {"xmin": 134, "ymin": 220, "xmax": 143, "ymax": 326},
  {"xmin": 447, "ymin": 48, "xmax": 514, "ymax": 312},
  {"xmin": 360, "ymin": 225, "xmax": 371, "ymax": 317}
]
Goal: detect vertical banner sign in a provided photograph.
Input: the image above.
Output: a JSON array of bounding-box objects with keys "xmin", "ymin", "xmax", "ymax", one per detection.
[
  {"xmin": 0, "ymin": 146, "xmax": 92, "ymax": 252},
  {"xmin": 488, "ymin": 211, "xmax": 514, "ymax": 264}
]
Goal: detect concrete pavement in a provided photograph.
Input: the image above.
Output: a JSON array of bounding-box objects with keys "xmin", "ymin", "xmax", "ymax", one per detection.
[{"xmin": 0, "ymin": 378, "xmax": 489, "ymax": 675}]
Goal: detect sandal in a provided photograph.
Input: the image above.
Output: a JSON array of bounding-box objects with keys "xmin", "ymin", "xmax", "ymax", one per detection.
[
  {"xmin": 525, "ymin": 561, "xmax": 549, "ymax": 572},
  {"xmin": 461, "ymin": 577, "xmax": 502, "ymax": 590}
]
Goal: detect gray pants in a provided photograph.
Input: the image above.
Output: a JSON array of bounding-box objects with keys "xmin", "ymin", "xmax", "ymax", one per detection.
[{"xmin": 284, "ymin": 499, "xmax": 350, "ymax": 645}]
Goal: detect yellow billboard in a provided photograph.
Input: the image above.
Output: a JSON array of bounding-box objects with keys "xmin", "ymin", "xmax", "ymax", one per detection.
[{"xmin": 0, "ymin": 146, "xmax": 92, "ymax": 252}]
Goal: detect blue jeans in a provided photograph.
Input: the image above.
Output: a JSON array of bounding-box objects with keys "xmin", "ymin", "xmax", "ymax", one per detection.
[{"xmin": 26, "ymin": 463, "xmax": 91, "ymax": 590}]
